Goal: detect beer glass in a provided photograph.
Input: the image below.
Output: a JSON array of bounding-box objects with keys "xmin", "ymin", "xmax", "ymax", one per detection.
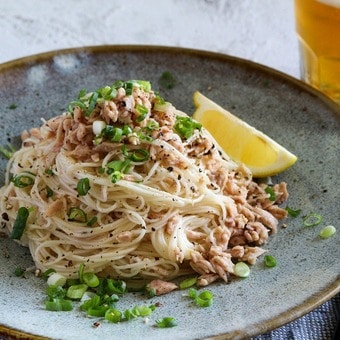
[{"xmin": 295, "ymin": 0, "xmax": 340, "ymax": 103}]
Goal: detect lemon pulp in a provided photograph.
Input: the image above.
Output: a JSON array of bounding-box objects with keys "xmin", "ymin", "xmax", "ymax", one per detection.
[{"xmin": 193, "ymin": 92, "xmax": 297, "ymax": 177}]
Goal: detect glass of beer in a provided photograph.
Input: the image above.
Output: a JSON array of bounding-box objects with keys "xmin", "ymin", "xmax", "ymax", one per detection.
[{"xmin": 295, "ymin": 0, "xmax": 340, "ymax": 103}]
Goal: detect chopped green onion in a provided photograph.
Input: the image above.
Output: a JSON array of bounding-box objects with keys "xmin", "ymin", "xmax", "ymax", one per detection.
[
  {"xmin": 122, "ymin": 125, "xmax": 133, "ymax": 135},
  {"xmin": 319, "ymin": 225, "xmax": 336, "ymax": 239},
  {"xmin": 10, "ymin": 207, "xmax": 29, "ymax": 240},
  {"xmin": 76, "ymin": 178, "xmax": 91, "ymax": 196},
  {"xmin": 136, "ymin": 104, "xmax": 148, "ymax": 115},
  {"xmin": 265, "ymin": 187, "xmax": 276, "ymax": 201},
  {"xmin": 87, "ymin": 216, "xmax": 98, "ymax": 226},
  {"xmin": 105, "ymin": 278, "xmax": 127, "ymax": 295},
  {"xmin": 92, "ymin": 120, "xmax": 107, "ymax": 136},
  {"xmin": 234, "ymin": 262, "xmax": 250, "ymax": 278},
  {"xmin": 45, "ymin": 168, "xmax": 54, "ymax": 176},
  {"xmin": 156, "ymin": 317, "xmax": 177, "ymax": 328},
  {"xmin": 107, "ymin": 126, "xmax": 123, "ymax": 142},
  {"xmin": 97, "ymin": 86, "xmax": 117, "ymax": 100},
  {"xmin": 8, "ymin": 103, "xmax": 18, "ymax": 110},
  {"xmin": 136, "ymin": 112, "xmax": 147, "ymax": 122},
  {"xmin": 124, "ymin": 81, "xmax": 134, "ymax": 95},
  {"xmin": 111, "ymin": 171, "xmax": 123, "ymax": 183},
  {"xmin": 129, "ymin": 305, "xmax": 153, "ymax": 317},
  {"xmin": 85, "ymin": 92, "xmax": 99, "ymax": 116},
  {"xmin": 187, "ymin": 288, "xmax": 213, "ymax": 307},
  {"xmin": 179, "ymin": 276, "xmax": 197, "ymax": 289},
  {"xmin": 124, "ymin": 308, "xmax": 138, "ymax": 320},
  {"xmin": 134, "ymin": 80, "xmax": 151, "ymax": 92},
  {"xmin": 67, "ymin": 100, "xmax": 86, "ymax": 114},
  {"xmin": 159, "ymin": 71, "xmax": 176, "ymax": 89},
  {"xmin": 188, "ymin": 287, "xmax": 198, "ymax": 299},
  {"xmin": 46, "ymin": 285, "xmax": 66, "ymax": 300},
  {"xmin": 264, "ymin": 255, "xmax": 277, "ymax": 268},
  {"xmin": 46, "ymin": 187, "xmax": 54, "ymax": 198},
  {"xmin": 78, "ymin": 263, "xmax": 85, "ymax": 283},
  {"xmin": 66, "ymin": 284, "xmax": 88, "ymax": 300},
  {"xmin": 68, "ymin": 207, "xmax": 87, "ymax": 223},
  {"xmin": 42, "ymin": 268, "xmax": 57, "ymax": 281},
  {"xmin": 107, "ymin": 159, "xmax": 131, "ymax": 174},
  {"xmin": 80, "ymin": 294, "xmax": 101, "ymax": 311},
  {"xmin": 0, "ymin": 143, "xmax": 16, "ymax": 159},
  {"xmin": 174, "ymin": 116, "xmax": 202, "ymax": 139},
  {"xmin": 146, "ymin": 119, "xmax": 159, "ymax": 131},
  {"xmin": 303, "ymin": 212, "xmax": 323, "ymax": 227},
  {"xmin": 155, "ymin": 94, "xmax": 165, "ymax": 105},
  {"xmin": 285, "ymin": 206, "xmax": 301, "ymax": 217},
  {"xmin": 47, "ymin": 273, "xmax": 67, "ymax": 287},
  {"xmin": 105, "ymin": 308, "xmax": 122, "ymax": 323},
  {"xmin": 45, "ymin": 299, "xmax": 73, "ymax": 312},
  {"xmin": 82, "ymin": 272, "xmax": 100, "ymax": 288},
  {"xmin": 128, "ymin": 149, "xmax": 150, "ymax": 162},
  {"xmin": 148, "ymin": 287, "xmax": 156, "ymax": 298},
  {"xmin": 195, "ymin": 290, "xmax": 214, "ymax": 307},
  {"xmin": 14, "ymin": 267, "xmax": 25, "ymax": 277},
  {"xmin": 87, "ymin": 305, "xmax": 109, "ymax": 317},
  {"xmin": 11, "ymin": 172, "xmax": 36, "ymax": 188},
  {"xmin": 66, "ymin": 278, "xmax": 80, "ymax": 286}
]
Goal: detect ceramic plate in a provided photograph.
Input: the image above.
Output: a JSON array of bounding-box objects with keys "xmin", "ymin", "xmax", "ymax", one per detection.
[{"xmin": 0, "ymin": 46, "xmax": 339, "ymax": 340}]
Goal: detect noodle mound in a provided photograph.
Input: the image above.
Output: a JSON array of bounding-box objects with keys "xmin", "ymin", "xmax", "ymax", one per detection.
[{"xmin": 0, "ymin": 80, "xmax": 289, "ymax": 286}]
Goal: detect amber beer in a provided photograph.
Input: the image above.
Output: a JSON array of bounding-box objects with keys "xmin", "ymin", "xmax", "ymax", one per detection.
[{"xmin": 295, "ymin": 0, "xmax": 340, "ymax": 103}]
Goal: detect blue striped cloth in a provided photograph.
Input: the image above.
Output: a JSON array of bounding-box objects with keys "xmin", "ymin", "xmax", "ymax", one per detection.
[{"xmin": 253, "ymin": 294, "xmax": 340, "ymax": 340}]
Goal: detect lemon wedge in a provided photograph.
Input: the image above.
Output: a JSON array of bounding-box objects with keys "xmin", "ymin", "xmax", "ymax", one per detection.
[{"xmin": 192, "ymin": 91, "xmax": 297, "ymax": 177}]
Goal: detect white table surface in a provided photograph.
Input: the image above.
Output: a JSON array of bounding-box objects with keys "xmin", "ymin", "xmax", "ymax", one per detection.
[{"xmin": 0, "ymin": 0, "xmax": 300, "ymax": 79}]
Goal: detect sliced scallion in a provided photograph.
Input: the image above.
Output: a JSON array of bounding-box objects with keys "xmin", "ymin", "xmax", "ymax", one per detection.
[
  {"xmin": 319, "ymin": 225, "xmax": 336, "ymax": 239},
  {"xmin": 303, "ymin": 212, "xmax": 323, "ymax": 227},
  {"xmin": 45, "ymin": 299, "xmax": 73, "ymax": 312},
  {"xmin": 264, "ymin": 255, "xmax": 277, "ymax": 268},
  {"xmin": 87, "ymin": 305, "xmax": 109, "ymax": 317},
  {"xmin": 10, "ymin": 207, "xmax": 29, "ymax": 240},
  {"xmin": 158, "ymin": 71, "xmax": 176, "ymax": 89},
  {"xmin": 195, "ymin": 290, "xmax": 214, "ymax": 307},
  {"xmin": 0, "ymin": 143, "xmax": 16, "ymax": 159},
  {"xmin": 80, "ymin": 294, "xmax": 101, "ymax": 311},
  {"xmin": 47, "ymin": 272, "xmax": 67, "ymax": 287},
  {"xmin": 179, "ymin": 276, "xmax": 197, "ymax": 290},
  {"xmin": 46, "ymin": 285, "xmax": 66, "ymax": 300},
  {"xmin": 285, "ymin": 206, "xmax": 301, "ymax": 218},
  {"xmin": 174, "ymin": 116, "xmax": 202, "ymax": 139},
  {"xmin": 66, "ymin": 283, "xmax": 88, "ymax": 300},
  {"xmin": 76, "ymin": 178, "xmax": 91, "ymax": 196},
  {"xmin": 11, "ymin": 172, "xmax": 36, "ymax": 188},
  {"xmin": 87, "ymin": 216, "xmax": 97, "ymax": 226},
  {"xmin": 85, "ymin": 92, "xmax": 99, "ymax": 116},
  {"xmin": 128, "ymin": 149, "xmax": 149, "ymax": 162},
  {"xmin": 234, "ymin": 262, "xmax": 250, "ymax": 278},
  {"xmin": 14, "ymin": 267, "xmax": 25, "ymax": 277},
  {"xmin": 68, "ymin": 207, "xmax": 87, "ymax": 223},
  {"xmin": 78, "ymin": 263, "xmax": 85, "ymax": 283},
  {"xmin": 104, "ymin": 278, "xmax": 127, "ymax": 295},
  {"xmin": 156, "ymin": 317, "xmax": 177, "ymax": 328},
  {"xmin": 42, "ymin": 268, "xmax": 57, "ymax": 281},
  {"xmin": 82, "ymin": 272, "xmax": 100, "ymax": 288},
  {"xmin": 265, "ymin": 187, "xmax": 276, "ymax": 201},
  {"xmin": 105, "ymin": 308, "xmax": 122, "ymax": 323}
]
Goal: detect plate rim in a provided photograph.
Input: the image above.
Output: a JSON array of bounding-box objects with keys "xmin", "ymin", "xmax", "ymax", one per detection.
[{"xmin": 0, "ymin": 44, "xmax": 339, "ymax": 340}]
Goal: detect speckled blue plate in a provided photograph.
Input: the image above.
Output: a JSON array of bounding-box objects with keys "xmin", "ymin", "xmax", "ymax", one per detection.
[{"xmin": 0, "ymin": 46, "xmax": 339, "ymax": 340}]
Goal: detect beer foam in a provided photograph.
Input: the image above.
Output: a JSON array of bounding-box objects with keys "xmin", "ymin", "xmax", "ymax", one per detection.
[{"xmin": 317, "ymin": 0, "xmax": 340, "ymax": 8}]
